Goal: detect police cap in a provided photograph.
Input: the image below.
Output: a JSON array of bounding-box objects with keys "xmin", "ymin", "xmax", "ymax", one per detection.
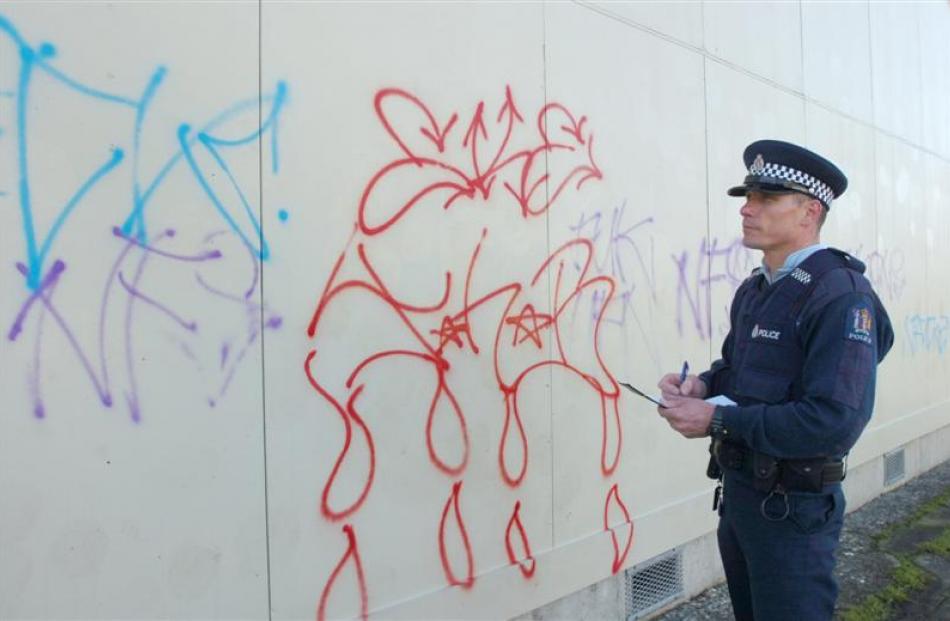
[{"xmin": 727, "ymin": 139, "xmax": 848, "ymax": 209}]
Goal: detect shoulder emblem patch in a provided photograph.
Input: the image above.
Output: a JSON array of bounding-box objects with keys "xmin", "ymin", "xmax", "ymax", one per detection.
[{"xmin": 845, "ymin": 304, "xmax": 874, "ymax": 345}]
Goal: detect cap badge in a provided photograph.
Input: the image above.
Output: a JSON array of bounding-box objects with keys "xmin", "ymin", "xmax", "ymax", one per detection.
[{"xmin": 750, "ymin": 154, "xmax": 766, "ymax": 175}]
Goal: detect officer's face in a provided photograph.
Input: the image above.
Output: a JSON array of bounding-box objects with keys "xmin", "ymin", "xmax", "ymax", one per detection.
[{"xmin": 739, "ymin": 191, "xmax": 814, "ymax": 253}]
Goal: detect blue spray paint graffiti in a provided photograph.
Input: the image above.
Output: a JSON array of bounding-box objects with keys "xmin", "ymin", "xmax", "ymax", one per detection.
[
  {"xmin": 1, "ymin": 14, "xmax": 286, "ymax": 421},
  {"xmin": 904, "ymin": 314, "xmax": 949, "ymax": 356}
]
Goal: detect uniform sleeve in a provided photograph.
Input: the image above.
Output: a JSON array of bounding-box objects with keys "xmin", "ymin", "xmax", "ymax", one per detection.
[{"xmin": 718, "ymin": 291, "xmax": 880, "ymax": 459}]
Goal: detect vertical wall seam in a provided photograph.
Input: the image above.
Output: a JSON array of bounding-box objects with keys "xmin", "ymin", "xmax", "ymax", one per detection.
[
  {"xmin": 866, "ymin": 0, "xmax": 879, "ymax": 257},
  {"xmin": 799, "ymin": 0, "xmax": 807, "ymax": 141},
  {"xmin": 916, "ymin": 2, "xmax": 925, "ymax": 155},
  {"xmin": 915, "ymin": 3, "xmax": 928, "ymax": 300},
  {"xmin": 699, "ymin": 0, "xmax": 706, "ymax": 52},
  {"xmin": 541, "ymin": 0, "xmax": 555, "ymax": 551},
  {"xmin": 701, "ymin": 0, "xmax": 712, "ymax": 364},
  {"xmin": 701, "ymin": 56, "xmax": 713, "ymax": 365},
  {"xmin": 257, "ymin": 1, "xmax": 274, "ymax": 618}
]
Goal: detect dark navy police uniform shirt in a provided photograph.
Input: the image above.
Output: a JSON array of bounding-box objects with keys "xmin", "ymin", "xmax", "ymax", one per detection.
[{"xmin": 700, "ymin": 247, "xmax": 895, "ymax": 460}]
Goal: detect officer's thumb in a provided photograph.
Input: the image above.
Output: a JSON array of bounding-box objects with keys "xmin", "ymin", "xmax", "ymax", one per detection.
[{"xmin": 680, "ymin": 376, "xmax": 698, "ymax": 397}]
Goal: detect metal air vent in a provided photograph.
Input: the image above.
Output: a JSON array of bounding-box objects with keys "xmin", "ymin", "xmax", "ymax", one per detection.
[
  {"xmin": 624, "ymin": 548, "xmax": 683, "ymax": 620},
  {"xmin": 884, "ymin": 447, "xmax": 906, "ymax": 486}
]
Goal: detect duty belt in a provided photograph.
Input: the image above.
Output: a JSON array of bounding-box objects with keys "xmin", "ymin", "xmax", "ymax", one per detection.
[{"xmin": 711, "ymin": 439, "xmax": 846, "ymax": 493}]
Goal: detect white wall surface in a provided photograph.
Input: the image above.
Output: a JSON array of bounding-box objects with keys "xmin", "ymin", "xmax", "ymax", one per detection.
[{"xmin": 1, "ymin": 1, "xmax": 948, "ymax": 619}]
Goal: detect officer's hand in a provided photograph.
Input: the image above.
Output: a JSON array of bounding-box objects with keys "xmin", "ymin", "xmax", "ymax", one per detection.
[
  {"xmin": 657, "ymin": 396, "xmax": 715, "ymax": 439},
  {"xmin": 657, "ymin": 374, "xmax": 707, "ymax": 400},
  {"xmin": 680, "ymin": 375, "xmax": 707, "ymax": 399}
]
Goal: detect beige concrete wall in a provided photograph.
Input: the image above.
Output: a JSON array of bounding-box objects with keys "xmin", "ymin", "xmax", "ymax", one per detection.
[{"xmin": 0, "ymin": 2, "xmax": 947, "ymax": 619}]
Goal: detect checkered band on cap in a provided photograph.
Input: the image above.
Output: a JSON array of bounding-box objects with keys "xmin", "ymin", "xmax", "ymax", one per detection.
[{"xmin": 749, "ymin": 159, "xmax": 836, "ymax": 206}]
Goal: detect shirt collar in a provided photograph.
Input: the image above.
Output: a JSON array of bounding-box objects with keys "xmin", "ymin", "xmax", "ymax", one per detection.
[{"xmin": 759, "ymin": 243, "xmax": 827, "ymax": 285}]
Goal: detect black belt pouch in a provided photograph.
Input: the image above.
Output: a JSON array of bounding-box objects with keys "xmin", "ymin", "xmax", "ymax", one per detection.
[
  {"xmin": 779, "ymin": 459, "xmax": 826, "ymax": 492},
  {"xmin": 752, "ymin": 451, "xmax": 779, "ymax": 492}
]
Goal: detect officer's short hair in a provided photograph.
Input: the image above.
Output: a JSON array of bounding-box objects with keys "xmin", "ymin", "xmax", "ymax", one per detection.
[{"xmin": 792, "ymin": 192, "xmax": 828, "ymax": 230}]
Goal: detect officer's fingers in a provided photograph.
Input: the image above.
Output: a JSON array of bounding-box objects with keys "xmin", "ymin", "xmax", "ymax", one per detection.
[
  {"xmin": 663, "ymin": 395, "xmax": 685, "ymax": 408},
  {"xmin": 658, "ymin": 405, "xmax": 679, "ymax": 422},
  {"xmin": 657, "ymin": 373, "xmax": 681, "ymax": 393},
  {"xmin": 660, "ymin": 390, "xmax": 679, "ymax": 403},
  {"xmin": 681, "ymin": 377, "xmax": 704, "ymax": 399},
  {"xmin": 662, "ymin": 407, "xmax": 685, "ymax": 427}
]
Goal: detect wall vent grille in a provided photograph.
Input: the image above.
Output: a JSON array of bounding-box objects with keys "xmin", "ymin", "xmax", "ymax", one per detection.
[
  {"xmin": 624, "ymin": 548, "xmax": 683, "ymax": 620},
  {"xmin": 884, "ymin": 448, "xmax": 906, "ymax": 486}
]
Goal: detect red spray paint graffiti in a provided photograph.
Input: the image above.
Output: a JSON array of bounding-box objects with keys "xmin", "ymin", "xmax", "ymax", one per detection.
[
  {"xmin": 505, "ymin": 500, "xmax": 536, "ymax": 578},
  {"xmin": 317, "ymin": 524, "xmax": 368, "ymax": 621},
  {"xmin": 307, "ymin": 86, "xmax": 631, "ymax": 615},
  {"xmin": 604, "ymin": 483, "xmax": 634, "ymax": 574},
  {"xmin": 439, "ymin": 481, "xmax": 476, "ymax": 589}
]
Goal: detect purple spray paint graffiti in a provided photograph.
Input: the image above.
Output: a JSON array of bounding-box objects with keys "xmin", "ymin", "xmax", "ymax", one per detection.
[
  {"xmin": 847, "ymin": 244, "xmax": 906, "ymax": 303},
  {"xmin": 673, "ymin": 236, "xmax": 756, "ymax": 341},
  {"xmin": 567, "ymin": 199, "xmax": 657, "ymax": 329},
  {"xmin": 566, "ymin": 202, "xmax": 757, "ymax": 343}
]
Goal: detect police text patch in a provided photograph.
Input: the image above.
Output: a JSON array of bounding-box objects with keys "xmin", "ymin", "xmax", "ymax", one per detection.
[
  {"xmin": 845, "ymin": 303, "xmax": 874, "ymax": 346},
  {"xmin": 751, "ymin": 324, "xmax": 781, "ymax": 340}
]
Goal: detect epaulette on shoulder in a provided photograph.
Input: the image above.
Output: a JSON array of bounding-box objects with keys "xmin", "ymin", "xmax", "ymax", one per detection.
[
  {"xmin": 734, "ymin": 268, "xmax": 764, "ymax": 298},
  {"xmin": 826, "ymin": 248, "xmax": 864, "ymax": 272},
  {"xmin": 844, "ymin": 268, "xmax": 874, "ymax": 293},
  {"xmin": 812, "ymin": 264, "xmax": 873, "ymax": 304},
  {"xmin": 745, "ymin": 266, "xmax": 763, "ymax": 282},
  {"xmin": 820, "ymin": 266, "xmax": 860, "ymax": 292},
  {"xmin": 824, "ymin": 248, "xmax": 872, "ymax": 292}
]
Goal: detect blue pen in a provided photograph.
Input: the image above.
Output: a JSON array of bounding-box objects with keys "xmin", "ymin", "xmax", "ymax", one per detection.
[{"xmin": 679, "ymin": 360, "xmax": 690, "ymax": 385}]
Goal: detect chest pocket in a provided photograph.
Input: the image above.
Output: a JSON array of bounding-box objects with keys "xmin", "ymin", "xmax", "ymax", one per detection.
[
  {"xmin": 734, "ymin": 367, "xmax": 793, "ymax": 404},
  {"xmin": 733, "ymin": 319, "xmax": 799, "ymax": 404},
  {"xmin": 739, "ymin": 320, "xmax": 801, "ymax": 374}
]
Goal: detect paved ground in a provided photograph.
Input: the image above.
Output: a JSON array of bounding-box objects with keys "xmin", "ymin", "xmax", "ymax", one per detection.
[{"xmin": 656, "ymin": 458, "xmax": 950, "ymax": 620}]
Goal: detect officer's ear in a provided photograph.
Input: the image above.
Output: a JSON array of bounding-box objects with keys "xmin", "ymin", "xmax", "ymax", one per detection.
[
  {"xmin": 816, "ymin": 204, "xmax": 829, "ymax": 230},
  {"xmin": 798, "ymin": 195, "xmax": 824, "ymax": 230}
]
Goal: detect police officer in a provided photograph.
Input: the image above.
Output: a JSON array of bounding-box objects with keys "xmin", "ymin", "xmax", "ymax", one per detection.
[{"xmin": 657, "ymin": 139, "xmax": 894, "ymax": 620}]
